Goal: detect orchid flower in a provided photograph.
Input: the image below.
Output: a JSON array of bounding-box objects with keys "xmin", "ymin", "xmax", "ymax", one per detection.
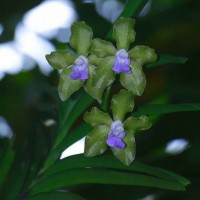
[
  {"xmin": 89, "ymin": 17, "xmax": 157, "ymax": 100},
  {"xmin": 46, "ymin": 22, "xmax": 101, "ymax": 101},
  {"xmin": 83, "ymin": 89, "xmax": 152, "ymax": 165}
]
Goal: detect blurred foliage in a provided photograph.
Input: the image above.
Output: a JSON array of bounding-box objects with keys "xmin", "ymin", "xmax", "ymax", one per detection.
[{"xmin": 0, "ymin": 0, "xmax": 200, "ymax": 200}]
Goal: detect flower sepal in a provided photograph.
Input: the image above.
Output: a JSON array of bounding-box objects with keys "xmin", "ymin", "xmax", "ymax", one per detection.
[
  {"xmin": 113, "ymin": 17, "xmax": 136, "ymax": 50},
  {"xmin": 111, "ymin": 130, "xmax": 136, "ymax": 166},
  {"xmin": 84, "ymin": 107, "xmax": 112, "ymax": 127},
  {"xmin": 111, "ymin": 89, "xmax": 134, "ymax": 121},
  {"xmin": 90, "ymin": 38, "xmax": 117, "ymax": 58},
  {"xmin": 120, "ymin": 61, "xmax": 146, "ymax": 96},
  {"xmin": 58, "ymin": 68, "xmax": 84, "ymax": 101},
  {"xmin": 84, "ymin": 125, "xmax": 109, "ymax": 157},
  {"xmin": 46, "ymin": 50, "xmax": 75, "ymax": 69},
  {"xmin": 70, "ymin": 21, "xmax": 93, "ymax": 56},
  {"xmin": 129, "ymin": 45, "xmax": 157, "ymax": 65},
  {"xmin": 124, "ymin": 115, "xmax": 152, "ymax": 134}
]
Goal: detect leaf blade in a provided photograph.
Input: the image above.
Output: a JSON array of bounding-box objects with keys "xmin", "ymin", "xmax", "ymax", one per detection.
[
  {"xmin": 132, "ymin": 103, "xmax": 200, "ymax": 117},
  {"xmin": 145, "ymin": 54, "xmax": 188, "ymax": 69}
]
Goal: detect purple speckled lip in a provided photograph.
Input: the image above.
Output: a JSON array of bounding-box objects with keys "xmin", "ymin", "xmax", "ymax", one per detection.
[
  {"xmin": 112, "ymin": 49, "xmax": 131, "ymax": 74},
  {"xmin": 106, "ymin": 120, "xmax": 126, "ymax": 149},
  {"xmin": 70, "ymin": 56, "xmax": 89, "ymax": 81}
]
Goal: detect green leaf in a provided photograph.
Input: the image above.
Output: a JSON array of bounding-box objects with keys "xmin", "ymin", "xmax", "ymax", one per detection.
[
  {"xmin": 132, "ymin": 103, "xmax": 200, "ymax": 117},
  {"xmin": 42, "ymin": 123, "xmax": 91, "ymax": 173},
  {"xmin": 55, "ymin": 91, "xmax": 93, "ymax": 147},
  {"xmin": 90, "ymin": 38, "xmax": 116, "ymax": 58},
  {"xmin": 90, "ymin": 57, "xmax": 115, "ymax": 100},
  {"xmin": 25, "ymin": 192, "xmax": 85, "ymax": 200},
  {"xmin": 84, "ymin": 107, "xmax": 112, "ymax": 127},
  {"xmin": 70, "ymin": 21, "xmax": 93, "ymax": 56},
  {"xmin": 113, "ymin": 17, "xmax": 136, "ymax": 50},
  {"xmin": 42, "ymin": 91, "xmax": 94, "ymax": 172},
  {"xmin": 120, "ymin": 61, "xmax": 146, "ymax": 96},
  {"xmin": 58, "ymin": 68, "xmax": 83, "ymax": 101},
  {"xmin": 84, "ymin": 125, "xmax": 109, "ymax": 157},
  {"xmin": 124, "ymin": 115, "xmax": 152, "ymax": 134},
  {"xmin": 111, "ymin": 89, "xmax": 134, "ymax": 121},
  {"xmin": 31, "ymin": 168, "xmax": 185, "ymax": 194},
  {"xmin": 111, "ymin": 131, "xmax": 136, "ymax": 166},
  {"xmin": 45, "ymin": 50, "xmax": 75, "ymax": 69},
  {"xmin": 129, "ymin": 45, "xmax": 157, "ymax": 65},
  {"xmin": 120, "ymin": 0, "xmax": 150, "ymax": 18},
  {"xmin": 145, "ymin": 54, "xmax": 188, "ymax": 69},
  {"xmin": 0, "ymin": 144, "xmax": 15, "ymax": 185},
  {"xmin": 41, "ymin": 154, "xmax": 190, "ymax": 187}
]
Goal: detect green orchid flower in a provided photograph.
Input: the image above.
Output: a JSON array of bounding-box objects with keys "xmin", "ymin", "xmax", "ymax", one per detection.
[
  {"xmin": 89, "ymin": 17, "xmax": 157, "ymax": 100},
  {"xmin": 83, "ymin": 89, "xmax": 152, "ymax": 165},
  {"xmin": 46, "ymin": 21, "xmax": 102, "ymax": 101}
]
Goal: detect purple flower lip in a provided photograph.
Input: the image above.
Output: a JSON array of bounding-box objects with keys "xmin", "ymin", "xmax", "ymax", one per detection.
[
  {"xmin": 70, "ymin": 56, "xmax": 89, "ymax": 81},
  {"xmin": 112, "ymin": 49, "xmax": 131, "ymax": 74},
  {"xmin": 106, "ymin": 120, "xmax": 126, "ymax": 149}
]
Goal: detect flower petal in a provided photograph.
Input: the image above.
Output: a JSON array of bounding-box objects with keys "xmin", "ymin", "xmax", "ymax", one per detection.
[
  {"xmin": 58, "ymin": 68, "xmax": 83, "ymax": 101},
  {"xmin": 124, "ymin": 116, "xmax": 152, "ymax": 134},
  {"xmin": 84, "ymin": 107, "xmax": 112, "ymax": 127},
  {"xmin": 111, "ymin": 131, "xmax": 136, "ymax": 166},
  {"xmin": 46, "ymin": 50, "xmax": 75, "ymax": 69},
  {"xmin": 106, "ymin": 136, "xmax": 125, "ymax": 149},
  {"xmin": 129, "ymin": 45, "xmax": 157, "ymax": 65},
  {"xmin": 88, "ymin": 57, "xmax": 115, "ymax": 101},
  {"xmin": 88, "ymin": 54, "xmax": 101, "ymax": 66},
  {"xmin": 70, "ymin": 21, "xmax": 93, "ymax": 56},
  {"xmin": 84, "ymin": 125, "xmax": 109, "ymax": 157},
  {"xmin": 90, "ymin": 38, "xmax": 117, "ymax": 58},
  {"xmin": 111, "ymin": 89, "xmax": 134, "ymax": 121},
  {"xmin": 113, "ymin": 17, "xmax": 136, "ymax": 50},
  {"xmin": 84, "ymin": 65, "xmax": 104, "ymax": 102},
  {"xmin": 120, "ymin": 61, "xmax": 146, "ymax": 96}
]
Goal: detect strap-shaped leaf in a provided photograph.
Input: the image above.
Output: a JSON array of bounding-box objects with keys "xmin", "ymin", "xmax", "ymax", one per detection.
[
  {"xmin": 26, "ymin": 192, "xmax": 85, "ymax": 200},
  {"xmin": 120, "ymin": 61, "xmax": 146, "ymax": 96},
  {"xmin": 111, "ymin": 131, "xmax": 136, "ymax": 166},
  {"xmin": 70, "ymin": 21, "xmax": 93, "ymax": 56},
  {"xmin": 42, "ymin": 154, "xmax": 190, "ymax": 187},
  {"xmin": 132, "ymin": 103, "xmax": 200, "ymax": 117},
  {"xmin": 145, "ymin": 54, "xmax": 188, "ymax": 69},
  {"xmin": 90, "ymin": 57, "xmax": 115, "ymax": 100},
  {"xmin": 129, "ymin": 45, "xmax": 157, "ymax": 65},
  {"xmin": 84, "ymin": 125, "xmax": 109, "ymax": 157},
  {"xmin": 45, "ymin": 50, "xmax": 75, "ymax": 69},
  {"xmin": 90, "ymin": 38, "xmax": 116, "ymax": 58},
  {"xmin": 84, "ymin": 107, "xmax": 112, "ymax": 127},
  {"xmin": 113, "ymin": 17, "xmax": 136, "ymax": 50},
  {"xmin": 0, "ymin": 144, "xmax": 15, "ymax": 185},
  {"xmin": 30, "ymin": 168, "xmax": 185, "ymax": 195},
  {"xmin": 111, "ymin": 89, "xmax": 134, "ymax": 121},
  {"xmin": 58, "ymin": 68, "xmax": 83, "ymax": 101},
  {"xmin": 124, "ymin": 115, "xmax": 152, "ymax": 134}
]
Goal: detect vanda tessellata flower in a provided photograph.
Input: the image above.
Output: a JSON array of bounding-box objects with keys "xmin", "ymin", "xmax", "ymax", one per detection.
[
  {"xmin": 45, "ymin": 21, "xmax": 103, "ymax": 101},
  {"xmin": 83, "ymin": 89, "xmax": 152, "ymax": 165},
  {"xmin": 89, "ymin": 17, "xmax": 157, "ymax": 99}
]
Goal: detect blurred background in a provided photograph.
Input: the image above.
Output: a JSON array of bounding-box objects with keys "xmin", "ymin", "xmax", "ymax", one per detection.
[{"xmin": 0, "ymin": 0, "xmax": 200, "ymax": 199}]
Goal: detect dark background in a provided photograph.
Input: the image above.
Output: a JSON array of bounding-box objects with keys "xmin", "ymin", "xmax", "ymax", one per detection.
[{"xmin": 0, "ymin": 0, "xmax": 200, "ymax": 199}]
